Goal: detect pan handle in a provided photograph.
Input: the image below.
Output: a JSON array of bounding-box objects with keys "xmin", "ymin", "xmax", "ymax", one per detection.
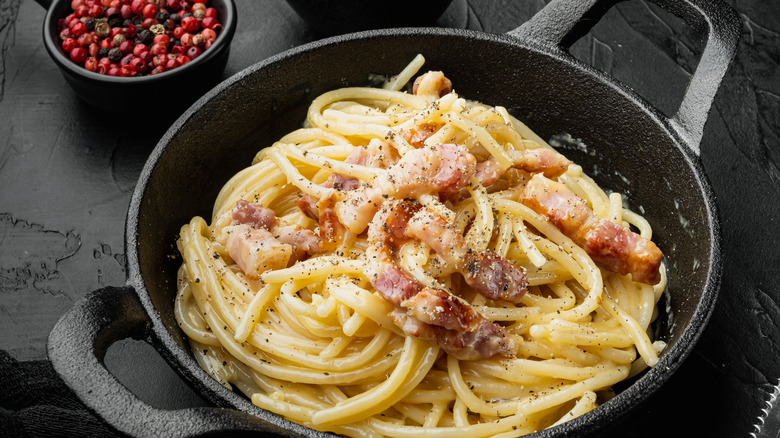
[
  {"xmin": 46, "ymin": 286, "xmax": 281, "ymax": 437},
  {"xmin": 508, "ymin": 0, "xmax": 741, "ymax": 155}
]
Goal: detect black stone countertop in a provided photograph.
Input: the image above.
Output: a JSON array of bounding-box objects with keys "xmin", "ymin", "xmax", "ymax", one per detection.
[{"xmin": 1, "ymin": 0, "xmax": 779, "ymax": 437}]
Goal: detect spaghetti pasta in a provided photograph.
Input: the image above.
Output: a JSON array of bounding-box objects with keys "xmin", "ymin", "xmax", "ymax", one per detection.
[{"xmin": 174, "ymin": 56, "xmax": 667, "ymax": 437}]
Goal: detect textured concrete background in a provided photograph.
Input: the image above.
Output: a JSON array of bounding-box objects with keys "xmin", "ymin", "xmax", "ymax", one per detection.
[{"xmin": 1, "ymin": 0, "xmax": 778, "ymax": 436}]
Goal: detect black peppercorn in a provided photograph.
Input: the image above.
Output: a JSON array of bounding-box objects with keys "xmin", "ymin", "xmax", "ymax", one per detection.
[
  {"xmin": 169, "ymin": 13, "xmax": 181, "ymax": 24},
  {"xmin": 98, "ymin": 47, "xmax": 110, "ymax": 58},
  {"xmin": 107, "ymin": 48, "xmax": 122, "ymax": 63},
  {"xmin": 137, "ymin": 29, "xmax": 154, "ymax": 45},
  {"xmin": 123, "ymin": 19, "xmax": 132, "ymax": 27},
  {"xmin": 107, "ymin": 15, "xmax": 123, "ymax": 28},
  {"xmin": 84, "ymin": 17, "xmax": 96, "ymax": 31},
  {"xmin": 155, "ymin": 11, "xmax": 169, "ymax": 22},
  {"xmin": 180, "ymin": 12, "xmax": 193, "ymax": 18}
]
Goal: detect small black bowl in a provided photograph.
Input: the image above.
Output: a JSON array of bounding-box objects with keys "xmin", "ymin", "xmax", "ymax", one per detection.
[
  {"xmin": 36, "ymin": 0, "xmax": 237, "ymax": 114},
  {"xmin": 285, "ymin": 0, "xmax": 454, "ymax": 36}
]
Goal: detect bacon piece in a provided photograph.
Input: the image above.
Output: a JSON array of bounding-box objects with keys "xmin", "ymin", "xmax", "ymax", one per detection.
[
  {"xmin": 365, "ymin": 139, "xmax": 400, "ymax": 168},
  {"xmin": 224, "ymin": 225, "xmax": 292, "ymax": 278},
  {"xmin": 232, "ymin": 200, "xmax": 321, "ymax": 252},
  {"xmin": 475, "ymin": 148, "xmax": 572, "ymax": 187},
  {"xmin": 521, "ymin": 174, "xmax": 663, "ymax": 284},
  {"xmin": 402, "ymin": 287, "xmax": 485, "ymax": 331},
  {"xmin": 273, "ymin": 224, "xmax": 321, "ymax": 253},
  {"xmin": 412, "ymin": 71, "xmax": 453, "ymax": 99},
  {"xmin": 474, "ymin": 159, "xmax": 503, "ymax": 188},
  {"xmin": 337, "ymin": 143, "xmax": 477, "ymax": 234},
  {"xmin": 233, "ymin": 199, "xmax": 276, "ymax": 229},
  {"xmin": 405, "ymin": 208, "xmax": 527, "ymax": 303},
  {"xmin": 399, "ymin": 122, "xmax": 444, "ymax": 149},
  {"xmin": 296, "ymin": 147, "xmax": 366, "ymax": 221},
  {"xmin": 366, "ymin": 199, "xmax": 423, "ymax": 303},
  {"xmin": 222, "ymin": 200, "xmax": 329, "ymax": 277},
  {"xmin": 393, "ymin": 311, "xmax": 513, "ymax": 361},
  {"xmin": 315, "ymin": 194, "xmax": 346, "ymax": 252},
  {"xmin": 366, "ymin": 199, "xmax": 513, "ymax": 359}
]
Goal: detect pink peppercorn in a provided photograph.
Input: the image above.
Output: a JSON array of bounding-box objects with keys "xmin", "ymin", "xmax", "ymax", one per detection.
[
  {"xmin": 150, "ymin": 43, "xmax": 167, "ymax": 56},
  {"xmin": 152, "ymin": 54, "xmax": 167, "ymax": 67},
  {"xmin": 70, "ymin": 47, "xmax": 88, "ymax": 63},
  {"xmin": 141, "ymin": 18, "xmax": 158, "ymax": 29},
  {"xmin": 180, "ymin": 16, "xmax": 199, "ymax": 33},
  {"xmin": 58, "ymin": 0, "xmax": 222, "ymax": 77},
  {"xmin": 153, "ymin": 34, "xmax": 170, "ymax": 46},
  {"xmin": 62, "ymin": 37, "xmax": 78, "ymax": 52},
  {"xmin": 70, "ymin": 20, "xmax": 87, "ymax": 37},
  {"xmin": 186, "ymin": 45, "xmax": 201, "ymax": 59},
  {"xmin": 130, "ymin": 0, "xmax": 144, "ymax": 15},
  {"xmin": 77, "ymin": 33, "xmax": 93, "ymax": 47},
  {"xmin": 201, "ymin": 28, "xmax": 217, "ymax": 42},
  {"xmin": 142, "ymin": 4, "xmax": 158, "ymax": 19},
  {"xmin": 180, "ymin": 33, "xmax": 194, "ymax": 46},
  {"xmin": 120, "ymin": 4, "xmax": 133, "ymax": 19},
  {"xmin": 84, "ymin": 56, "xmax": 98, "ymax": 71},
  {"xmin": 201, "ymin": 16, "xmax": 218, "ymax": 29},
  {"xmin": 88, "ymin": 4, "xmax": 103, "ymax": 17},
  {"xmin": 130, "ymin": 57, "xmax": 147, "ymax": 74},
  {"xmin": 119, "ymin": 64, "xmax": 136, "ymax": 77},
  {"xmin": 118, "ymin": 40, "xmax": 134, "ymax": 53},
  {"xmin": 167, "ymin": 0, "xmax": 182, "ymax": 12},
  {"xmin": 165, "ymin": 58, "xmax": 180, "ymax": 70}
]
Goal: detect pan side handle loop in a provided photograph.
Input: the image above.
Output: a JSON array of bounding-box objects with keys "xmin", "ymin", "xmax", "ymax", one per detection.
[
  {"xmin": 508, "ymin": 0, "xmax": 741, "ymax": 155},
  {"xmin": 46, "ymin": 286, "xmax": 281, "ymax": 438}
]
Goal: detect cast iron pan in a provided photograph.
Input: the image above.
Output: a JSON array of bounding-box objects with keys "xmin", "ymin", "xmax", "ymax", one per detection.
[{"xmin": 47, "ymin": 0, "xmax": 741, "ymax": 437}]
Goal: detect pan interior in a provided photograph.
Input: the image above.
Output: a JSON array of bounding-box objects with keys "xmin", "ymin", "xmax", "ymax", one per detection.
[{"xmin": 129, "ymin": 28, "xmax": 718, "ymax": 435}]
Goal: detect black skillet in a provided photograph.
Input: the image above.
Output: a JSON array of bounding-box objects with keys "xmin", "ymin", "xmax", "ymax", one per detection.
[{"xmin": 47, "ymin": 0, "xmax": 741, "ymax": 436}]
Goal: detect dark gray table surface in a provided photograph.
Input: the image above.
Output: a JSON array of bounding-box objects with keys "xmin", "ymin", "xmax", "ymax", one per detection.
[{"xmin": 1, "ymin": 0, "xmax": 779, "ymax": 437}]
